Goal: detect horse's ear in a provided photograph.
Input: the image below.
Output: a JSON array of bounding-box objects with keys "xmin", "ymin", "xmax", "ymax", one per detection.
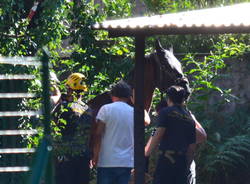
[
  {"xmin": 169, "ymin": 46, "xmax": 174, "ymax": 53},
  {"xmin": 155, "ymin": 39, "xmax": 164, "ymax": 52}
]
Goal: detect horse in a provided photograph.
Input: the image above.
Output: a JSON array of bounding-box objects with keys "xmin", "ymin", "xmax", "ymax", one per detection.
[{"xmin": 87, "ymin": 40, "xmax": 190, "ymax": 114}]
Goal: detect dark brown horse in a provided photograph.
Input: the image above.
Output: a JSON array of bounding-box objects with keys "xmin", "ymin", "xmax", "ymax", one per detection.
[{"xmin": 87, "ymin": 40, "xmax": 190, "ymax": 114}]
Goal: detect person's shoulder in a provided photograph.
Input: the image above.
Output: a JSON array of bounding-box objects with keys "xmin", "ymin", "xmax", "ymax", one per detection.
[
  {"xmin": 116, "ymin": 102, "xmax": 133, "ymax": 110},
  {"xmin": 160, "ymin": 106, "xmax": 175, "ymax": 114},
  {"xmin": 98, "ymin": 102, "xmax": 113, "ymax": 111},
  {"xmin": 103, "ymin": 101, "xmax": 114, "ymax": 107},
  {"xmin": 124, "ymin": 102, "xmax": 134, "ymax": 112}
]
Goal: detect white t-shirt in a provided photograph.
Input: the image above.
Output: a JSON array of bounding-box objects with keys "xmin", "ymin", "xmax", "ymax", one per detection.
[{"xmin": 96, "ymin": 101, "xmax": 134, "ymax": 168}]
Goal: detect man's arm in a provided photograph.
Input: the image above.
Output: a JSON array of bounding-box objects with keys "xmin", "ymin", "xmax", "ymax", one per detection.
[
  {"xmin": 195, "ymin": 120, "xmax": 207, "ymax": 144},
  {"xmin": 130, "ymin": 93, "xmax": 151, "ymax": 126},
  {"xmin": 50, "ymin": 84, "xmax": 61, "ymax": 106},
  {"xmin": 91, "ymin": 120, "xmax": 105, "ymax": 167},
  {"xmin": 186, "ymin": 143, "xmax": 196, "ymax": 166},
  {"xmin": 145, "ymin": 127, "xmax": 165, "ymax": 157},
  {"xmin": 190, "ymin": 113, "xmax": 207, "ymax": 144},
  {"xmin": 186, "ymin": 112, "xmax": 206, "ymax": 169},
  {"xmin": 144, "ymin": 110, "xmax": 151, "ymax": 126}
]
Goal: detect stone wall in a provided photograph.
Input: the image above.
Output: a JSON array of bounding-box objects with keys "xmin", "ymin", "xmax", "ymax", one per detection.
[{"xmin": 212, "ymin": 56, "xmax": 250, "ymax": 113}]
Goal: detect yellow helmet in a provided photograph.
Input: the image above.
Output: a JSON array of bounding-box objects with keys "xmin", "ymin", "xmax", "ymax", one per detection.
[{"xmin": 66, "ymin": 73, "xmax": 88, "ymax": 91}]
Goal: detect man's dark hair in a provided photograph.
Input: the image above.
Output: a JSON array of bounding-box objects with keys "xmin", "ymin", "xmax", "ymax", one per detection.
[
  {"xmin": 166, "ymin": 85, "xmax": 186, "ymax": 104},
  {"xmin": 155, "ymin": 99, "xmax": 168, "ymax": 113},
  {"xmin": 111, "ymin": 81, "xmax": 132, "ymax": 98}
]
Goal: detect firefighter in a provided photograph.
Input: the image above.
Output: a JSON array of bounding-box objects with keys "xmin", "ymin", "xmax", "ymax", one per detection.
[{"xmin": 53, "ymin": 73, "xmax": 92, "ymax": 184}]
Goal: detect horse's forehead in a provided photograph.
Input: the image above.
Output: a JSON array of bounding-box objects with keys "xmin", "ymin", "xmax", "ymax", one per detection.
[{"xmin": 163, "ymin": 50, "xmax": 183, "ymax": 73}]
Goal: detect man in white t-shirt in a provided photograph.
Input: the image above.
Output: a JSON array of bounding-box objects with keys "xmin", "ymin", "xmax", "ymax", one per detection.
[{"xmin": 91, "ymin": 81, "xmax": 134, "ymax": 184}]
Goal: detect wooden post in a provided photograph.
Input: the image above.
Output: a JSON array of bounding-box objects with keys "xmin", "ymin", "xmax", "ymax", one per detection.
[{"xmin": 134, "ymin": 36, "xmax": 145, "ymax": 184}]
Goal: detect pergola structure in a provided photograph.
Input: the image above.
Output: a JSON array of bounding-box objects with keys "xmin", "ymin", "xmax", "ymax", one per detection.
[{"xmin": 92, "ymin": 3, "xmax": 250, "ymax": 184}]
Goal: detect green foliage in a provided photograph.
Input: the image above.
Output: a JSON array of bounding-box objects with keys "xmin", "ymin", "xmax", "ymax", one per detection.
[
  {"xmin": 143, "ymin": 0, "xmax": 196, "ymax": 14},
  {"xmin": 214, "ymin": 34, "xmax": 250, "ymax": 58},
  {"xmin": 196, "ymin": 109, "xmax": 250, "ymax": 184},
  {"xmin": 102, "ymin": 0, "xmax": 133, "ymax": 18},
  {"xmin": 142, "ymin": 0, "xmax": 248, "ymax": 14},
  {"xmin": 57, "ymin": 0, "xmax": 135, "ymax": 98},
  {"xmin": 0, "ymin": 0, "xmax": 67, "ymax": 56}
]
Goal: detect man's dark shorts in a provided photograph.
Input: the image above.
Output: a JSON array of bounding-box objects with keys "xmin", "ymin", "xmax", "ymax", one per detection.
[{"xmin": 55, "ymin": 154, "xmax": 90, "ymax": 184}]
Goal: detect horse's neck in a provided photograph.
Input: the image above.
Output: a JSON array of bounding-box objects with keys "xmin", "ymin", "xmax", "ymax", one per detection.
[{"xmin": 127, "ymin": 55, "xmax": 156, "ymax": 112}]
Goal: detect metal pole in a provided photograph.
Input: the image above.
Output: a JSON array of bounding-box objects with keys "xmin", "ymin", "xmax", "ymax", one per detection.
[
  {"xmin": 28, "ymin": 51, "xmax": 54, "ymax": 184},
  {"xmin": 41, "ymin": 50, "xmax": 54, "ymax": 184},
  {"xmin": 41, "ymin": 51, "xmax": 51, "ymax": 136},
  {"xmin": 134, "ymin": 36, "xmax": 145, "ymax": 184}
]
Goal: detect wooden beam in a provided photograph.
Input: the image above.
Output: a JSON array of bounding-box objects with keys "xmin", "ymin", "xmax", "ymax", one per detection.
[{"xmin": 134, "ymin": 35, "xmax": 145, "ymax": 184}]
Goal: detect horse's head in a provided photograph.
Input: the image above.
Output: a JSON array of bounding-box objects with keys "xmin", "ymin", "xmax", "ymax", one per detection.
[{"xmin": 149, "ymin": 40, "xmax": 191, "ymax": 99}]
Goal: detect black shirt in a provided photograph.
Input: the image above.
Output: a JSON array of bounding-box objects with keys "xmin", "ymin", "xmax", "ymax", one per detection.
[
  {"xmin": 157, "ymin": 105, "xmax": 196, "ymax": 152},
  {"xmin": 52, "ymin": 99, "xmax": 93, "ymax": 156}
]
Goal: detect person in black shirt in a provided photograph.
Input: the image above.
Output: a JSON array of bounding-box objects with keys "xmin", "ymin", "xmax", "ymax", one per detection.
[
  {"xmin": 52, "ymin": 73, "xmax": 92, "ymax": 184},
  {"xmin": 145, "ymin": 85, "xmax": 206, "ymax": 184}
]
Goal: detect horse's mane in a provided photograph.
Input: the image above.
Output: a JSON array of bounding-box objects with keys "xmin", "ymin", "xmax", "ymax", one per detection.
[{"xmin": 87, "ymin": 91, "xmax": 112, "ymax": 116}]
